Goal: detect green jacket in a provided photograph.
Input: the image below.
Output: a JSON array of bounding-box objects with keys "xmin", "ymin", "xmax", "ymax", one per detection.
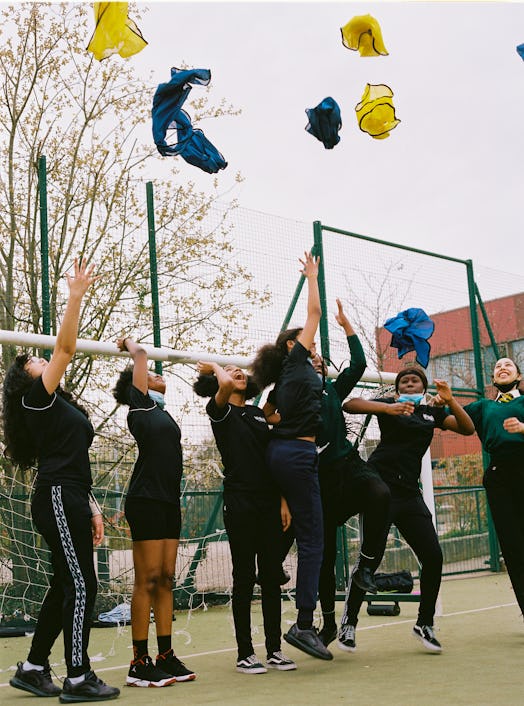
[{"xmin": 316, "ymin": 335, "xmax": 366, "ymax": 469}]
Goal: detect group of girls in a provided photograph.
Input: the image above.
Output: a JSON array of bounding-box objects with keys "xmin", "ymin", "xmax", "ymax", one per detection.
[{"xmin": 2, "ymin": 255, "xmax": 524, "ymax": 697}]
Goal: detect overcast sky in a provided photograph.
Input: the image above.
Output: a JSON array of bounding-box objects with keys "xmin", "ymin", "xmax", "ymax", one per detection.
[{"xmin": 128, "ymin": 1, "xmax": 524, "ymax": 280}]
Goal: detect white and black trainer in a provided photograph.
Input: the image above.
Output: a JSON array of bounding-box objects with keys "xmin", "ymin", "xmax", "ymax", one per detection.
[
  {"xmin": 236, "ymin": 655, "xmax": 267, "ymax": 674},
  {"xmin": 266, "ymin": 651, "xmax": 297, "ymax": 671},
  {"xmin": 413, "ymin": 624, "xmax": 442, "ymax": 653},
  {"xmin": 337, "ymin": 624, "xmax": 357, "ymax": 653}
]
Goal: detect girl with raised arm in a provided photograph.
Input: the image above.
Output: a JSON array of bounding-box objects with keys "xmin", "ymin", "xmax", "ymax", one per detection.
[
  {"xmin": 194, "ymin": 362, "xmax": 295, "ymax": 674},
  {"xmin": 113, "ymin": 337, "xmax": 195, "ymax": 687},
  {"xmin": 2, "ymin": 258, "xmax": 120, "ymax": 703},
  {"xmin": 338, "ymin": 368, "xmax": 474, "ymax": 655},
  {"xmin": 251, "ymin": 252, "xmax": 332, "ymax": 661}
]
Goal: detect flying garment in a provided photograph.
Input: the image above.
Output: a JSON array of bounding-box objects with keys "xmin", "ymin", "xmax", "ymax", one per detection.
[
  {"xmin": 517, "ymin": 43, "xmax": 524, "ymax": 61},
  {"xmin": 340, "ymin": 14, "xmax": 388, "ymax": 57},
  {"xmin": 305, "ymin": 97, "xmax": 342, "ymax": 149},
  {"xmin": 152, "ymin": 67, "xmax": 227, "ymax": 174},
  {"xmin": 87, "ymin": 2, "xmax": 147, "ymax": 60},
  {"xmin": 384, "ymin": 308, "xmax": 435, "ymax": 369},
  {"xmin": 355, "ymin": 84, "xmax": 400, "ymax": 139}
]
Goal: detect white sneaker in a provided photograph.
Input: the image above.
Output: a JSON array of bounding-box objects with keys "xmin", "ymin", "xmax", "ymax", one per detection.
[
  {"xmin": 236, "ymin": 655, "xmax": 267, "ymax": 674},
  {"xmin": 266, "ymin": 651, "xmax": 297, "ymax": 671}
]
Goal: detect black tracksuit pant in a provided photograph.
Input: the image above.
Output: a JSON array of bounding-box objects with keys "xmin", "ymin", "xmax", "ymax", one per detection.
[
  {"xmin": 484, "ymin": 460, "xmax": 524, "ymax": 614},
  {"xmin": 342, "ymin": 492, "xmax": 443, "ymax": 627},
  {"xmin": 223, "ymin": 492, "xmax": 283, "ymax": 660},
  {"xmin": 28, "ymin": 485, "xmax": 97, "ymax": 678}
]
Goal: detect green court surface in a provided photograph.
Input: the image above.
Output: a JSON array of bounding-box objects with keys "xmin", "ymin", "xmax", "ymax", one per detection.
[{"xmin": 1, "ymin": 573, "xmax": 523, "ymax": 706}]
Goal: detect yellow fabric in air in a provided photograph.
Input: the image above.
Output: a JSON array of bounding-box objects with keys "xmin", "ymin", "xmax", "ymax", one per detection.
[
  {"xmin": 355, "ymin": 84, "xmax": 400, "ymax": 139},
  {"xmin": 340, "ymin": 14, "xmax": 388, "ymax": 57},
  {"xmin": 87, "ymin": 2, "xmax": 147, "ymax": 61}
]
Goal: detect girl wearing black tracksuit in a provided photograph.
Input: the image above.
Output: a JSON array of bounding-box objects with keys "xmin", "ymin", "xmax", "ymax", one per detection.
[
  {"xmin": 194, "ymin": 361, "xmax": 295, "ymax": 674},
  {"xmin": 2, "ymin": 259, "xmax": 119, "ymax": 703},
  {"xmin": 338, "ymin": 367, "xmax": 474, "ymax": 654}
]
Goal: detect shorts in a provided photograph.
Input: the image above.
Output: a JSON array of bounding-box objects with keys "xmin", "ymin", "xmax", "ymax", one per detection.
[{"xmin": 125, "ymin": 496, "xmax": 181, "ymax": 541}]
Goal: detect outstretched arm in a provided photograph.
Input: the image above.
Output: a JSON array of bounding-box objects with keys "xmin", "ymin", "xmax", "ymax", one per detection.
[
  {"xmin": 295, "ymin": 252, "xmax": 321, "ymax": 352},
  {"xmin": 117, "ymin": 337, "xmax": 148, "ymax": 394},
  {"xmin": 333, "ymin": 298, "xmax": 366, "ymax": 401},
  {"xmin": 197, "ymin": 362, "xmax": 235, "ymax": 408},
  {"xmin": 344, "ymin": 397, "xmax": 415, "ymax": 416},
  {"xmin": 435, "ymin": 380, "xmax": 475, "ymax": 436},
  {"xmin": 42, "ymin": 258, "xmax": 97, "ymax": 395}
]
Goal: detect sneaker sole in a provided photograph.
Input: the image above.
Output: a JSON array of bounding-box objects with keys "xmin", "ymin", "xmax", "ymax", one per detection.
[
  {"xmin": 266, "ymin": 662, "xmax": 297, "ymax": 671},
  {"xmin": 236, "ymin": 667, "xmax": 267, "ymax": 674},
  {"xmin": 412, "ymin": 632, "xmax": 442, "ymax": 653},
  {"xmin": 10, "ymin": 676, "xmax": 61, "ymax": 697},
  {"xmin": 59, "ymin": 692, "xmax": 120, "ymax": 703},
  {"xmin": 126, "ymin": 676, "xmax": 177, "ymax": 687},
  {"xmin": 171, "ymin": 673, "xmax": 196, "ymax": 682},
  {"xmin": 336, "ymin": 640, "xmax": 356, "ymax": 653},
  {"xmin": 283, "ymin": 632, "xmax": 333, "ymax": 661}
]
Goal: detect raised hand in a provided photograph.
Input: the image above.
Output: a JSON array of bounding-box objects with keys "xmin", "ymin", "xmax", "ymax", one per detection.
[
  {"xmin": 434, "ymin": 379, "xmax": 453, "ymax": 404},
  {"xmin": 299, "ymin": 251, "xmax": 319, "ymax": 278},
  {"xmin": 66, "ymin": 257, "xmax": 98, "ymax": 298}
]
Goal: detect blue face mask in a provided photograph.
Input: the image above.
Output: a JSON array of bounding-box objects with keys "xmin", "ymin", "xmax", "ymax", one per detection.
[
  {"xmin": 148, "ymin": 390, "xmax": 165, "ymax": 410},
  {"xmin": 397, "ymin": 393, "xmax": 424, "ymax": 406}
]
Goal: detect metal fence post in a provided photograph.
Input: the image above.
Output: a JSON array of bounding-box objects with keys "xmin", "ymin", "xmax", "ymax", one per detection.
[{"xmin": 146, "ymin": 181, "xmax": 163, "ymax": 375}]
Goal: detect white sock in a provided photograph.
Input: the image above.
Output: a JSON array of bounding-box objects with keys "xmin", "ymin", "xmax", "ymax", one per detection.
[
  {"xmin": 23, "ymin": 660, "xmax": 44, "ymax": 672},
  {"xmin": 68, "ymin": 673, "xmax": 87, "ymax": 685}
]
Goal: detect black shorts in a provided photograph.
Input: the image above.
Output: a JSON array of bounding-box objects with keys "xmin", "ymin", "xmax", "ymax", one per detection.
[{"xmin": 125, "ymin": 496, "xmax": 181, "ymax": 541}]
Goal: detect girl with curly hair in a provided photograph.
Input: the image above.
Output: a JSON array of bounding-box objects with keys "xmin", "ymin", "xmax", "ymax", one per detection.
[
  {"xmin": 194, "ymin": 361, "xmax": 295, "ymax": 675},
  {"xmin": 112, "ymin": 337, "xmax": 195, "ymax": 687},
  {"xmin": 2, "ymin": 258, "xmax": 120, "ymax": 703},
  {"xmin": 250, "ymin": 251, "xmax": 332, "ymax": 661}
]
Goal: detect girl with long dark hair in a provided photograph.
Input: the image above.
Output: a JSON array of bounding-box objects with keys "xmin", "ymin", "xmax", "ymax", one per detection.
[
  {"xmin": 251, "ymin": 252, "xmax": 332, "ymax": 661},
  {"xmin": 194, "ymin": 361, "xmax": 295, "ymax": 674},
  {"xmin": 3, "ymin": 258, "xmax": 120, "ymax": 703},
  {"xmin": 113, "ymin": 337, "xmax": 195, "ymax": 687}
]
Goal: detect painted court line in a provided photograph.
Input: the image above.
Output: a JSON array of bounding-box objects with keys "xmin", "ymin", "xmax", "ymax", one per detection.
[{"xmin": 0, "ymin": 599, "xmax": 517, "ymax": 688}]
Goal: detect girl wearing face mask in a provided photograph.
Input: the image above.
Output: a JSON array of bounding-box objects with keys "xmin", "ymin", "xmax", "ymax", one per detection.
[
  {"xmin": 113, "ymin": 337, "xmax": 195, "ymax": 687},
  {"xmin": 338, "ymin": 368, "xmax": 474, "ymax": 655},
  {"xmin": 462, "ymin": 357, "xmax": 524, "ymax": 617}
]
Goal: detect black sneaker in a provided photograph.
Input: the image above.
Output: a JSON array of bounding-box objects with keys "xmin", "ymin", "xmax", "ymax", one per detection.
[
  {"xmin": 337, "ymin": 624, "xmax": 356, "ymax": 653},
  {"xmin": 266, "ymin": 650, "xmax": 297, "ymax": 671},
  {"xmin": 283, "ymin": 623, "xmax": 333, "ymax": 661},
  {"xmin": 155, "ymin": 649, "xmax": 196, "ymax": 682},
  {"xmin": 10, "ymin": 661, "xmax": 62, "ymax": 697},
  {"xmin": 59, "ymin": 671, "xmax": 120, "ymax": 702},
  {"xmin": 126, "ymin": 655, "xmax": 177, "ymax": 687},
  {"xmin": 351, "ymin": 565, "xmax": 378, "ymax": 594},
  {"xmin": 413, "ymin": 624, "xmax": 442, "ymax": 653},
  {"xmin": 318, "ymin": 624, "xmax": 338, "ymax": 647},
  {"xmin": 236, "ymin": 654, "xmax": 267, "ymax": 674}
]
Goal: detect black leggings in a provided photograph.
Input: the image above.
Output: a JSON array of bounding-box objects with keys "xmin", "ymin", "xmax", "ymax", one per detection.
[
  {"xmin": 342, "ymin": 493, "xmax": 443, "ymax": 627},
  {"xmin": 280, "ymin": 452, "xmax": 391, "ymax": 616},
  {"xmin": 223, "ymin": 494, "xmax": 283, "ymax": 660},
  {"xmin": 29, "ymin": 485, "xmax": 97, "ymax": 677},
  {"xmin": 483, "ymin": 462, "xmax": 524, "ymax": 614},
  {"xmin": 318, "ymin": 455, "xmax": 390, "ymax": 615}
]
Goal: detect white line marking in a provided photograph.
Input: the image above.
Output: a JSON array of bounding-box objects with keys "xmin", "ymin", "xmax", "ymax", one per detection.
[{"xmin": 0, "ymin": 600, "xmax": 518, "ymax": 687}]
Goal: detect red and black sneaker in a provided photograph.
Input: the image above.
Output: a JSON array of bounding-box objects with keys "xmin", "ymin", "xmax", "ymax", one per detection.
[{"xmin": 156, "ymin": 649, "xmax": 196, "ymax": 682}]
